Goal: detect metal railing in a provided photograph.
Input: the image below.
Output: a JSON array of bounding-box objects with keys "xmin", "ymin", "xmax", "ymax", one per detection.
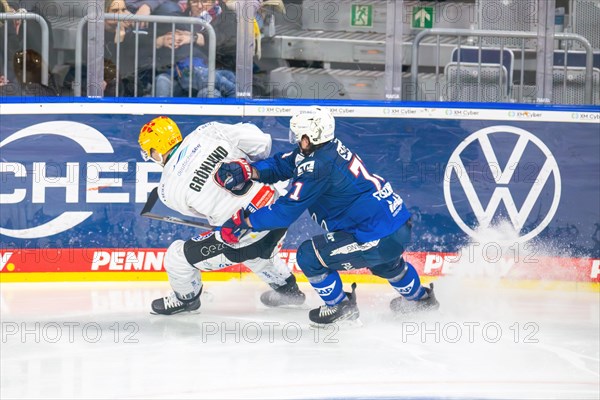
[
  {"xmin": 0, "ymin": 12, "xmax": 49, "ymax": 85},
  {"xmin": 75, "ymin": 14, "xmax": 216, "ymax": 97},
  {"xmin": 570, "ymin": 0, "xmax": 600, "ymax": 50},
  {"xmin": 411, "ymin": 28, "xmax": 595, "ymax": 103}
]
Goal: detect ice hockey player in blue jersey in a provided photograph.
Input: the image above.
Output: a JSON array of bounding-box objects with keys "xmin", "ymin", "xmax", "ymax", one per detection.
[{"xmin": 216, "ymin": 106, "xmax": 439, "ymax": 325}]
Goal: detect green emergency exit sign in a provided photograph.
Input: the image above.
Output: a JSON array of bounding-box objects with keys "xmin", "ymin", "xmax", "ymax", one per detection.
[
  {"xmin": 351, "ymin": 4, "xmax": 373, "ymax": 27},
  {"xmin": 412, "ymin": 6, "xmax": 433, "ymax": 29}
]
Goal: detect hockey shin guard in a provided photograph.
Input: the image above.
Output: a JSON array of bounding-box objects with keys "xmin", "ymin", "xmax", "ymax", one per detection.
[
  {"xmin": 388, "ymin": 262, "xmax": 427, "ymax": 300},
  {"xmin": 308, "ymin": 270, "xmax": 346, "ymax": 306}
]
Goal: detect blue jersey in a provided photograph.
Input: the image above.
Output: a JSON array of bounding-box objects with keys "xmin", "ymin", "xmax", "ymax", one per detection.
[{"xmin": 249, "ymin": 138, "xmax": 411, "ymax": 243}]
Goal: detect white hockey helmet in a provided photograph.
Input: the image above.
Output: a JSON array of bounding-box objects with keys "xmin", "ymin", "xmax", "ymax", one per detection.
[{"xmin": 289, "ymin": 106, "xmax": 335, "ymax": 145}]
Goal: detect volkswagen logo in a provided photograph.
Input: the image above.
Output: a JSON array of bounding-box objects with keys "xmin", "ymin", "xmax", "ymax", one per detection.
[{"xmin": 444, "ymin": 125, "xmax": 561, "ymax": 243}]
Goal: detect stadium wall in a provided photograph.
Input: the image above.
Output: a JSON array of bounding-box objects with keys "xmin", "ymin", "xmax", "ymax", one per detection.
[{"xmin": 0, "ymin": 99, "xmax": 598, "ymax": 289}]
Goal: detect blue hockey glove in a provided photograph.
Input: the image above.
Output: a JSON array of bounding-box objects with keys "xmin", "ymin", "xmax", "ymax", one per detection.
[
  {"xmin": 220, "ymin": 208, "xmax": 251, "ymax": 244},
  {"xmin": 215, "ymin": 159, "xmax": 253, "ymax": 191}
]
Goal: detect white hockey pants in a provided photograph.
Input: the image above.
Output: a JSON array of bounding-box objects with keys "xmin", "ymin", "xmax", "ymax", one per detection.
[{"xmin": 164, "ymin": 229, "xmax": 291, "ymax": 299}]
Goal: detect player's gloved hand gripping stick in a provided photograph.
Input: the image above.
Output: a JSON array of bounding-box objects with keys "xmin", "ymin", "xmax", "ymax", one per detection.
[{"xmin": 220, "ymin": 208, "xmax": 251, "ymax": 244}]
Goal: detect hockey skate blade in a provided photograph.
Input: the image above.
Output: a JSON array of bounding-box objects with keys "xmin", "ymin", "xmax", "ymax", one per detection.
[
  {"xmin": 310, "ymin": 317, "xmax": 363, "ymax": 329},
  {"xmin": 150, "ymin": 309, "xmax": 202, "ymax": 316},
  {"xmin": 390, "ymin": 301, "xmax": 440, "ymax": 318},
  {"xmin": 259, "ymin": 303, "xmax": 311, "ymax": 310}
]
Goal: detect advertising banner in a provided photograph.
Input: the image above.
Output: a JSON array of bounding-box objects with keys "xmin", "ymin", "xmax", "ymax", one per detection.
[{"xmin": 1, "ymin": 102, "xmax": 598, "ymax": 283}]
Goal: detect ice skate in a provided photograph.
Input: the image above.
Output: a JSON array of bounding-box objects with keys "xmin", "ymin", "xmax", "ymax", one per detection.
[
  {"xmin": 260, "ymin": 274, "xmax": 306, "ymax": 308},
  {"xmin": 151, "ymin": 287, "xmax": 202, "ymax": 315},
  {"xmin": 309, "ymin": 283, "xmax": 361, "ymax": 328},
  {"xmin": 390, "ymin": 283, "xmax": 439, "ymax": 314}
]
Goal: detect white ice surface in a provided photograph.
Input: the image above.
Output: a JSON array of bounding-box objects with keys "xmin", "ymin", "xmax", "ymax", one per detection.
[{"xmin": 1, "ymin": 279, "xmax": 599, "ymax": 400}]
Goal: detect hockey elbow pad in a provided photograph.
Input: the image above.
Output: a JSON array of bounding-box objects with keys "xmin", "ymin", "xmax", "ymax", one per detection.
[{"xmin": 216, "ymin": 159, "xmax": 253, "ymax": 191}]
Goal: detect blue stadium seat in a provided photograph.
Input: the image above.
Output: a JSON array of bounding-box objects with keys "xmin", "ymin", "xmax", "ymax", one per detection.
[{"xmin": 450, "ymin": 46, "xmax": 514, "ymax": 97}]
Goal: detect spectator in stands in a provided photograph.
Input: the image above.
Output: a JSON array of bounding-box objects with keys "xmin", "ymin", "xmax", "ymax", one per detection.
[
  {"xmin": 208, "ymin": 0, "xmax": 281, "ymax": 96},
  {"xmin": 7, "ymin": 1, "xmax": 57, "ymax": 72},
  {"xmin": 126, "ymin": 0, "xmax": 184, "ymax": 27},
  {"xmin": 0, "ymin": 49, "xmax": 58, "ymax": 97},
  {"xmin": 153, "ymin": 0, "xmax": 236, "ymax": 97},
  {"xmin": 196, "ymin": 0, "xmax": 265, "ymax": 88},
  {"xmin": 67, "ymin": 0, "xmax": 155, "ymax": 97},
  {"xmin": 198, "ymin": 0, "xmax": 238, "ymax": 72},
  {"xmin": 0, "ymin": 0, "xmax": 20, "ymax": 83},
  {"xmin": 102, "ymin": 59, "xmax": 118, "ymax": 96},
  {"xmin": 103, "ymin": 0, "xmax": 155, "ymax": 96}
]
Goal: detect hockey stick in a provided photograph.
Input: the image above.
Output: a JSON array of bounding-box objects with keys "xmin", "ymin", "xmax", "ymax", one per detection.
[{"xmin": 141, "ymin": 188, "xmax": 214, "ymax": 230}]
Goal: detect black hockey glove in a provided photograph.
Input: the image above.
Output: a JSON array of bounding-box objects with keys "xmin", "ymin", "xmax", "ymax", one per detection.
[{"xmin": 216, "ymin": 159, "xmax": 253, "ymax": 191}]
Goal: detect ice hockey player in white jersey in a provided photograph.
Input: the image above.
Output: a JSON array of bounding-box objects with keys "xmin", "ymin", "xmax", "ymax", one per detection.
[{"xmin": 138, "ymin": 116, "xmax": 306, "ymax": 315}]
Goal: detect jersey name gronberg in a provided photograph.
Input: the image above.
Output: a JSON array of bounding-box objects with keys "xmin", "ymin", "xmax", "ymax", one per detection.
[{"xmin": 189, "ymin": 146, "xmax": 228, "ymax": 192}]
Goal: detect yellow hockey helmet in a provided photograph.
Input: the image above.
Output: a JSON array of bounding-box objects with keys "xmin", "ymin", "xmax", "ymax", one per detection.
[{"xmin": 139, "ymin": 116, "xmax": 182, "ymax": 163}]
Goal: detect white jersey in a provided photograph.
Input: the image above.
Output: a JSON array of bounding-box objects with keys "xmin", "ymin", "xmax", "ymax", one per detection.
[{"xmin": 158, "ymin": 122, "xmax": 275, "ymax": 226}]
